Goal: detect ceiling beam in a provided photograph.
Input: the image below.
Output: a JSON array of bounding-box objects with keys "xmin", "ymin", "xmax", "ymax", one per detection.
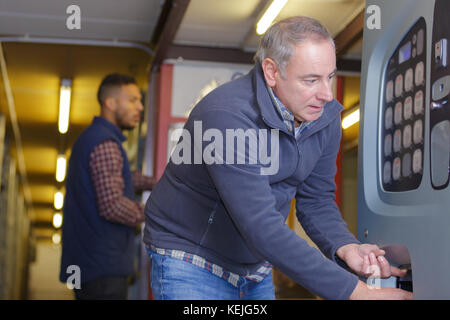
[
  {"xmin": 336, "ymin": 58, "xmax": 361, "ymax": 74},
  {"xmin": 17, "ymin": 122, "xmax": 86, "ymax": 148},
  {"xmin": 31, "ymin": 201, "xmax": 54, "ymax": 208},
  {"xmin": 27, "ymin": 173, "xmax": 56, "ymax": 185},
  {"xmin": 32, "ymin": 221, "xmax": 55, "ymax": 229},
  {"xmin": 150, "ymin": 0, "xmax": 191, "ymax": 71},
  {"xmin": 334, "ymin": 9, "xmax": 364, "ymax": 57},
  {"xmin": 165, "ymin": 44, "xmax": 255, "ymax": 64}
]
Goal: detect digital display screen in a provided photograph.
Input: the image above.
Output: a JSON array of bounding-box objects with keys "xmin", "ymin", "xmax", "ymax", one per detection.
[{"xmin": 399, "ymin": 41, "xmax": 412, "ymax": 64}]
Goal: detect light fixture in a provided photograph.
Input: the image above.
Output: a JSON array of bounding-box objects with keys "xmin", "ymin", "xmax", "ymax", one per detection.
[
  {"xmin": 52, "ymin": 233, "xmax": 61, "ymax": 245},
  {"xmin": 54, "ymin": 191, "xmax": 64, "ymax": 210},
  {"xmin": 342, "ymin": 108, "xmax": 360, "ymax": 129},
  {"xmin": 58, "ymin": 78, "xmax": 72, "ymax": 134},
  {"xmin": 256, "ymin": 0, "xmax": 288, "ymax": 35},
  {"xmin": 56, "ymin": 154, "xmax": 67, "ymax": 182},
  {"xmin": 53, "ymin": 212, "xmax": 63, "ymax": 229}
]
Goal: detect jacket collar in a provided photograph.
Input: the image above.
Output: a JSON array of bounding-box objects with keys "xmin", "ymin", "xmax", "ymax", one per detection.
[
  {"xmin": 252, "ymin": 63, "xmax": 343, "ymax": 137},
  {"xmin": 93, "ymin": 116, "xmax": 126, "ymax": 142}
]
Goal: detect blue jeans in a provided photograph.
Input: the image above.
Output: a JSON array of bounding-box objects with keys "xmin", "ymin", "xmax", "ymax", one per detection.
[{"xmin": 147, "ymin": 249, "xmax": 275, "ymax": 300}]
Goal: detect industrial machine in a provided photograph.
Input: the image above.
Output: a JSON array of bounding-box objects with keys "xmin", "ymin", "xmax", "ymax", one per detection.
[{"xmin": 358, "ymin": 0, "xmax": 449, "ymax": 298}]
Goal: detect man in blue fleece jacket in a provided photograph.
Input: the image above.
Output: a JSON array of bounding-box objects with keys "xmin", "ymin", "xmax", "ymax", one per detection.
[{"xmin": 143, "ymin": 16, "xmax": 413, "ymax": 300}]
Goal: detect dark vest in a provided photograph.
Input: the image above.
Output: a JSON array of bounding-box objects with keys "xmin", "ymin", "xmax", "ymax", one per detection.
[{"xmin": 60, "ymin": 116, "xmax": 136, "ymax": 284}]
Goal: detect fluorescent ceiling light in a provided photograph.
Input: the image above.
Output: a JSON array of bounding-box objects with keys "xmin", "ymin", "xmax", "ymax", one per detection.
[
  {"xmin": 256, "ymin": 0, "xmax": 288, "ymax": 35},
  {"xmin": 54, "ymin": 191, "xmax": 64, "ymax": 210},
  {"xmin": 342, "ymin": 108, "xmax": 360, "ymax": 129},
  {"xmin": 58, "ymin": 79, "xmax": 72, "ymax": 134},
  {"xmin": 56, "ymin": 154, "xmax": 66, "ymax": 182},
  {"xmin": 52, "ymin": 233, "xmax": 61, "ymax": 245},
  {"xmin": 53, "ymin": 212, "xmax": 63, "ymax": 229}
]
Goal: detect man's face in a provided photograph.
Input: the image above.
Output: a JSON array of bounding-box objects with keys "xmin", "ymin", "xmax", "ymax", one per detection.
[
  {"xmin": 113, "ymin": 83, "xmax": 144, "ymax": 130},
  {"xmin": 266, "ymin": 40, "xmax": 336, "ymax": 125}
]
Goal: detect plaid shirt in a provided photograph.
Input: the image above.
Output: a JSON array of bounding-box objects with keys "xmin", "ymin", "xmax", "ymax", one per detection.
[
  {"xmin": 89, "ymin": 140, "xmax": 155, "ymax": 227},
  {"xmin": 267, "ymin": 85, "xmax": 318, "ymax": 138},
  {"xmin": 150, "ymin": 245, "xmax": 272, "ymax": 288}
]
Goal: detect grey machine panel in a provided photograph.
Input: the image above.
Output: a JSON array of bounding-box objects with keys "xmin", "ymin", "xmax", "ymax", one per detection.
[{"xmin": 358, "ymin": 0, "xmax": 450, "ymax": 299}]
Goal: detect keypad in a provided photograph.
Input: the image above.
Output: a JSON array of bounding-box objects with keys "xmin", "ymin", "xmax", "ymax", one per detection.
[{"xmin": 381, "ymin": 19, "xmax": 426, "ymax": 191}]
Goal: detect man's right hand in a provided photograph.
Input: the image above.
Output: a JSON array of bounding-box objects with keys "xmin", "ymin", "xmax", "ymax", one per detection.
[{"xmin": 349, "ymin": 280, "xmax": 413, "ymax": 300}]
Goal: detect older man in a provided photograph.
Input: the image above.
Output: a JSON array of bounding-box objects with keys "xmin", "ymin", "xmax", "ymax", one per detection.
[{"xmin": 143, "ymin": 16, "xmax": 413, "ymax": 300}]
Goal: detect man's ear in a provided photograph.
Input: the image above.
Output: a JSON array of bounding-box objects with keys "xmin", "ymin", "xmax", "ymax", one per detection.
[
  {"xmin": 103, "ymin": 96, "xmax": 116, "ymax": 112},
  {"xmin": 261, "ymin": 58, "xmax": 279, "ymax": 87}
]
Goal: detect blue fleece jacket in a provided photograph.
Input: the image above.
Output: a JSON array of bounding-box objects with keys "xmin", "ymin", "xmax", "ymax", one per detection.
[{"xmin": 143, "ymin": 64, "xmax": 360, "ymax": 299}]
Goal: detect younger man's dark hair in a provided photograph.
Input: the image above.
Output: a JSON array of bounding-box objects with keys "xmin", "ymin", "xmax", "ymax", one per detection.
[{"xmin": 97, "ymin": 73, "xmax": 137, "ymax": 106}]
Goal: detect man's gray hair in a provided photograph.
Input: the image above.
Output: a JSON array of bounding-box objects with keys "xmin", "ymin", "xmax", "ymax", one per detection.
[{"xmin": 254, "ymin": 16, "xmax": 335, "ymax": 77}]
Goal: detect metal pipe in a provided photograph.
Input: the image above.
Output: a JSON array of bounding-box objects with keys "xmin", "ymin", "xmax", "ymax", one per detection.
[
  {"xmin": 0, "ymin": 43, "xmax": 33, "ymax": 211},
  {"xmin": 0, "ymin": 36, "xmax": 154, "ymax": 56}
]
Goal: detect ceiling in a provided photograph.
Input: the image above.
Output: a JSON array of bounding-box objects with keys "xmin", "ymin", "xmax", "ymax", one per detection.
[
  {"xmin": 0, "ymin": 0, "xmax": 365, "ymax": 239},
  {"xmin": 174, "ymin": 0, "xmax": 364, "ymax": 52},
  {"xmin": 0, "ymin": 0, "xmax": 162, "ymax": 42}
]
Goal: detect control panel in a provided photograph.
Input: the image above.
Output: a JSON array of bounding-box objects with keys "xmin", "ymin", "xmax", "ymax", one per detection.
[{"xmin": 381, "ymin": 18, "xmax": 427, "ymax": 192}]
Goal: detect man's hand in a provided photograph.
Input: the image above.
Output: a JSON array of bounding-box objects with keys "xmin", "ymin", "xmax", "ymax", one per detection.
[{"xmin": 336, "ymin": 243, "xmax": 407, "ymax": 278}]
